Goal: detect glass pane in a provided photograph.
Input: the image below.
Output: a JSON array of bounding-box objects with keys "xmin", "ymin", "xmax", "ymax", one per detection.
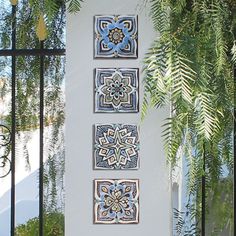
[
  {"xmin": 171, "ymin": 157, "xmax": 198, "ymax": 235},
  {"xmin": 0, "ymin": 1, "xmax": 11, "ymax": 50},
  {"xmin": 0, "ymin": 56, "xmax": 11, "ymax": 236},
  {"xmin": 14, "ymin": 56, "xmax": 40, "ymax": 234},
  {"xmin": 172, "ymin": 153, "xmax": 234, "ymax": 236},
  {"xmin": 15, "ymin": 2, "xmax": 66, "ymax": 50},
  {"xmin": 0, "ymin": 1, "xmax": 66, "ymax": 235},
  {"xmin": 43, "ymin": 55, "xmax": 65, "ymax": 235},
  {"xmin": 16, "ymin": 3, "xmax": 38, "ymax": 50},
  {"xmin": 206, "ymin": 166, "xmax": 234, "ymax": 235},
  {"xmin": 44, "ymin": 11, "xmax": 66, "ymax": 50}
]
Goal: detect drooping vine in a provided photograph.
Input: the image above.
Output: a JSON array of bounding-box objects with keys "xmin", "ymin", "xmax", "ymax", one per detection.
[{"xmin": 143, "ymin": 0, "xmax": 235, "ymax": 234}]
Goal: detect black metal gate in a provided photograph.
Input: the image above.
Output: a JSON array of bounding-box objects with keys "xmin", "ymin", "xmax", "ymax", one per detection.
[{"xmin": 0, "ymin": 4, "xmax": 65, "ymax": 236}]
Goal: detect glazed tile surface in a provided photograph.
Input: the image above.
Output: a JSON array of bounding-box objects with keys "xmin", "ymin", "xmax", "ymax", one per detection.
[
  {"xmin": 94, "ymin": 179, "xmax": 139, "ymax": 224},
  {"xmin": 95, "ymin": 68, "xmax": 139, "ymax": 113},
  {"xmin": 94, "ymin": 124, "xmax": 140, "ymax": 170},
  {"xmin": 94, "ymin": 15, "xmax": 138, "ymax": 58}
]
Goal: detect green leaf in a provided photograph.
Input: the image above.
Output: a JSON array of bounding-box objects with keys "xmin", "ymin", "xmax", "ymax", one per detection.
[
  {"xmin": 67, "ymin": 0, "xmax": 83, "ymax": 13},
  {"xmin": 170, "ymin": 52, "xmax": 196, "ymax": 104},
  {"xmin": 194, "ymin": 92, "xmax": 219, "ymax": 140}
]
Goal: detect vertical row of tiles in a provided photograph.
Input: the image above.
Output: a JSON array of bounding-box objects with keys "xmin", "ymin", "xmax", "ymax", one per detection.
[{"xmin": 93, "ymin": 15, "xmax": 140, "ymax": 224}]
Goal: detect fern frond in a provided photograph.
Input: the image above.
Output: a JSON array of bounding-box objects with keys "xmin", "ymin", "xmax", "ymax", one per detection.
[
  {"xmin": 170, "ymin": 52, "xmax": 196, "ymax": 104},
  {"xmin": 44, "ymin": 0, "xmax": 60, "ymax": 20},
  {"xmin": 231, "ymin": 41, "xmax": 236, "ymax": 64},
  {"xmin": 150, "ymin": 0, "xmax": 169, "ymax": 33},
  {"xmin": 66, "ymin": 0, "xmax": 83, "ymax": 13},
  {"xmin": 142, "ymin": 41, "xmax": 170, "ymax": 116},
  {"xmin": 187, "ymin": 154, "xmax": 202, "ymax": 195},
  {"xmin": 215, "ymin": 23, "xmax": 228, "ymax": 74},
  {"xmin": 173, "ymin": 0, "xmax": 187, "ymax": 13},
  {"xmin": 162, "ymin": 113, "xmax": 187, "ymax": 164},
  {"xmin": 209, "ymin": 1, "xmax": 229, "ymax": 74},
  {"xmin": 194, "ymin": 92, "xmax": 219, "ymax": 140},
  {"xmin": 141, "ymin": 99, "xmax": 148, "ymax": 121}
]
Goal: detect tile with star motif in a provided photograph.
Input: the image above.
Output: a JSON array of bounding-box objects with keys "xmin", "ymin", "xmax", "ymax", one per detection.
[
  {"xmin": 94, "ymin": 15, "xmax": 138, "ymax": 58},
  {"xmin": 94, "ymin": 179, "xmax": 140, "ymax": 224},
  {"xmin": 94, "ymin": 68, "xmax": 139, "ymax": 113},
  {"xmin": 94, "ymin": 124, "xmax": 140, "ymax": 170}
]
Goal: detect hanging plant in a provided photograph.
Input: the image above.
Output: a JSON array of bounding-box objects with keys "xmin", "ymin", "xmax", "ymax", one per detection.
[{"xmin": 143, "ymin": 0, "xmax": 235, "ymax": 234}]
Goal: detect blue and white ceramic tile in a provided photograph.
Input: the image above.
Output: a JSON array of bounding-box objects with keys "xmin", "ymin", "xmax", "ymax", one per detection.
[
  {"xmin": 94, "ymin": 124, "xmax": 140, "ymax": 170},
  {"xmin": 94, "ymin": 15, "xmax": 138, "ymax": 58},
  {"xmin": 94, "ymin": 179, "xmax": 139, "ymax": 224},
  {"xmin": 95, "ymin": 68, "xmax": 139, "ymax": 113}
]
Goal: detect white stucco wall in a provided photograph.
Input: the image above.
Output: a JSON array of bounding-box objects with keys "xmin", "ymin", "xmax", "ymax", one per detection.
[{"xmin": 65, "ymin": 0, "xmax": 171, "ymax": 235}]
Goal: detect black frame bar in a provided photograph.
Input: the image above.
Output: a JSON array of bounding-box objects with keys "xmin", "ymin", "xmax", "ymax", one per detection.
[
  {"xmin": 0, "ymin": 5, "xmax": 65, "ymax": 236},
  {"xmin": 0, "ymin": 49, "xmax": 65, "ymax": 56},
  {"xmin": 39, "ymin": 41, "xmax": 44, "ymax": 236},
  {"xmin": 234, "ymin": 67, "xmax": 236, "ymax": 236},
  {"xmin": 202, "ymin": 145, "xmax": 206, "ymax": 236},
  {"xmin": 10, "ymin": 5, "xmax": 16, "ymax": 236}
]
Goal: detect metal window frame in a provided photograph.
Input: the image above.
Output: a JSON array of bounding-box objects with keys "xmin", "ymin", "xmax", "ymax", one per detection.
[{"xmin": 0, "ymin": 5, "xmax": 65, "ymax": 236}]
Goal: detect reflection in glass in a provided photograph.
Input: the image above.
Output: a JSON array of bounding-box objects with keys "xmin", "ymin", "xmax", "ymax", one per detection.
[
  {"xmin": 0, "ymin": 56, "xmax": 11, "ymax": 236},
  {"xmin": 14, "ymin": 56, "xmax": 40, "ymax": 233},
  {"xmin": 43, "ymin": 55, "xmax": 65, "ymax": 235},
  {"xmin": 172, "ymin": 153, "xmax": 234, "ymax": 236},
  {"xmin": 206, "ymin": 167, "xmax": 233, "ymax": 235},
  {"xmin": 0, "ymin": 0, "xmax": 66, "ymax": 234},
  {"xmin": 0, "ymin": 55, "xmax": 66, "ymax": 235}
]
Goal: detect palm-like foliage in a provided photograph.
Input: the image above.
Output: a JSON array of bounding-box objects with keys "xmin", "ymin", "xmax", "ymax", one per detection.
[
  {"xmin": 67, "ymin": 0, "xmax": 83, "ymax": 13},
  {"xmin": 143, "ymin": 0, "xmax": 235, "ymax": 234}
]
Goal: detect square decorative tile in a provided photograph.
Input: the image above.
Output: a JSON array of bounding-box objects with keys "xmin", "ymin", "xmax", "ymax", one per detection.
[
  {"xmin": 94, "ymin": 15, "xmax": 138, "ymax": 58},
  {"xmin": 94, "ymin": 68, "xmax": 139, "ymax": 113},
  {"xmin": 94, "ymin": 124, "xmax": 140, "ymax": 170},
  {"xmin": 94, "ymin": 179, "xmax": 139, "ymax": 224}
]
